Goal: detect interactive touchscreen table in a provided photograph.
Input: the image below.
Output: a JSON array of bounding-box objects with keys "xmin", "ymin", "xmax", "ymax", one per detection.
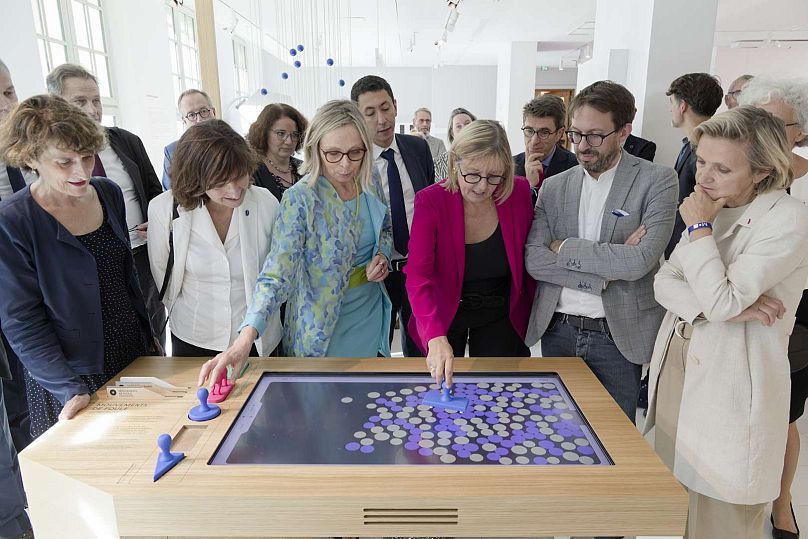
[{"xmin": 19, "ymin": 357, "xmax": 687, "ymax": 539}]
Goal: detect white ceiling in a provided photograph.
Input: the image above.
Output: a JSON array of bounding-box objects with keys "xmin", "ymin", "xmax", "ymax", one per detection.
[{"xmin": 261, "ymin": 0, "xmax": 808, "ymax": 69}]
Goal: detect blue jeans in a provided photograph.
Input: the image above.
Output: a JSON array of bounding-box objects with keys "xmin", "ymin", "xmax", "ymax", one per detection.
[
  {"xmin": 0, "ymin": 381, "xmax": 31, "ymax": 538},
  {"xmin": 541, "ymin": 314, "xmax": 642, "ymax": 423}
]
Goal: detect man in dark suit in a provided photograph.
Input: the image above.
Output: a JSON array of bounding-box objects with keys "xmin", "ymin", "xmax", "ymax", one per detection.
[
  {"xmin": 513, "ymin": 94, "xmax": 578, "ymax": 202},
  {"xmin": 351, "ymin": 75, "xmax": 434, "ymax": 357},
  {"xmin": 47, "ymin": 64, "xmax": 166, "ymax": 344},
  {"xmin": 664, "ymin": 72, "xmax": 723, "ymax": 258},
  {"xmin": 623, "ymin": 133, "xmax": 656, "ymax": 162},
  {"xmin": 0, "ymin": 60, "xmax": 33, "ymax": 454},
  {"xmin": 161, "ymin": 89, "xmax": 217, "ymax": 189}
]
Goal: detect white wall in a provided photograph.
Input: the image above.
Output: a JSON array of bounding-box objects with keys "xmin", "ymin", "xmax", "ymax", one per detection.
[
  {"xmin": 0, "ymin": 0, "xmax": 46, "ymax": 98},
  {"xmin": 534, "ymin": 67, "xmax": 578, "ymax": 90},
  {"xmin": 496, "ymin": 42, "xmax": 538, "ymax": 156}
]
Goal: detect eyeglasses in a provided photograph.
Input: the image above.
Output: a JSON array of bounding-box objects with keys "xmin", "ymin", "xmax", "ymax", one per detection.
[
  {"xmin": 321, "ymin": 148, "xmax": 367, "ymax": 163},
  {"xmin": 457, "ymin": 166, "xmax": 504, "ymax": 186},
  {"xmin": 785, "ymin": 122, "xmax": 800, "ymax": 128},
  {"xmin": 727, "ymin": 90, "xmax": 743, "ymax": 98},
  {"xmin": 183, "ymin": 108, "xmax": 213, "ymax": 122},
  {"xmin": 273, "ymin": 130, "xmax": 302, "ymax": 142},
  {"xmin": 566, "ymin": 129, "xmax": 618, "ymax": 147},
  {"xmin": 521, "ymin": 126, "xmax": 561, "ymax": 140}
]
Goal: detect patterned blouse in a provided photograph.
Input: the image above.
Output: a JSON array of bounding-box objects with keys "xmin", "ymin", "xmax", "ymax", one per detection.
[{"xmin": 240, "ymin": 172, "xmax": 393, "ymax": 357}]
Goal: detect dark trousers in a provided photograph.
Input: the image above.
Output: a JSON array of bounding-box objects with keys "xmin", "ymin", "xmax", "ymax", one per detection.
[
  {"xmin": 133, "ymin": 245, "xmax": 166, "ymax": 346},
  {"xmin": 0, "ymin": 335, "xmax": 30, "ymax": 452},
  {"xmin": 541, "ymin": 314, "xmax": 642, "ymax": 423},
  {"xmin": 384, "ymin": 268, "xmax": 423, "ymax": 357},
  {"xmin": 446, "ymin": 316, "xmax": 529, "ymax": 357},
  {"xmin": 0, "ymin": 381, "xmax": 31, "ymax": 538},
  {"xmin": 170, "ymin": 333, "xmax": 258, "ymax": 358}
]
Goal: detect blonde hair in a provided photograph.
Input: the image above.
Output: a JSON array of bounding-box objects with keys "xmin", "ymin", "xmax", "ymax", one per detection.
[
  {"xmin": 445, "ymin": 119, "xmax": 514, "ymax": 203},
  {"xmin": 692, "ymin": 106, "xmax": 794, "ymax": 192},
  {"xmin": 300, "ymin": 100, "xmax": 373, "ymax": 190}
]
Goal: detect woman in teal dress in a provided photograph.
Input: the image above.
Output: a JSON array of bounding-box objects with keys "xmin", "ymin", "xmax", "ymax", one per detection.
[{"xmin": 199, "ymin": 100, "xmax": 392, "ymax": 385}]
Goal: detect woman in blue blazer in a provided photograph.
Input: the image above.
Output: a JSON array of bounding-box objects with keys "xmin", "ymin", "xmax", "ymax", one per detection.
[{"xmin": 0, "ymin": 95, "xmax": 154, "ymax": 438}]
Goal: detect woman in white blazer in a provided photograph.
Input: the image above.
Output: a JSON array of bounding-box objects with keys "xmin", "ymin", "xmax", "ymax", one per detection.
[
  {"xmin": 148, "ymin": 120, "xmax": 281, "ymax": 357},
  {"xmin": 644, "ymin": 106, "xmax": 808, "ymax": 539}
]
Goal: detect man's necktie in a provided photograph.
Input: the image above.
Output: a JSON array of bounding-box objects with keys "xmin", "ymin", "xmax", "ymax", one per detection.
[
  {"xmin": 7, "ymin": 166, "xmax": 25, "ymax": 192},
  {"xmin": 380, "ymin": 148, "xmax": 409, "ymax": 256},
  {"xmin": 674, "ymin": 140, "xmax": 690, "ymax": 172},
  {"xmin": 92, "ymin": 154, "xmax": 107, "ymax": 178}
]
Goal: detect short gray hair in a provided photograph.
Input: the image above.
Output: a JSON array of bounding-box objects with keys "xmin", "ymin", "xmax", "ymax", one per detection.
[
  {"xmin": 177, "ymin": 88, "xmax": 213, "ymax": 111},
  {"xmin": 413, "ymin": 107, "xmax": 431, "ymax": 118},
  {"xmin": 46, "ymin": 63, "xmax": 97, "ymax": 96},
  {"xmin": 739, "ymin": 77, "xmax": 808, "ymax": 147}
]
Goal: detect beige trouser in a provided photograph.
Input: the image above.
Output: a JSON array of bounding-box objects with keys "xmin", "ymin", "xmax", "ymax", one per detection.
[{"xmin": 654, "ymin": 323, "xmax": 766, "ymax": 539}]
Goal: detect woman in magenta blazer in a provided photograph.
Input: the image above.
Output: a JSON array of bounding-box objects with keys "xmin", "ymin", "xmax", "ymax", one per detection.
[{"xmin": 405, "ymin": 120, "xmax": 537, "ymax": 385}]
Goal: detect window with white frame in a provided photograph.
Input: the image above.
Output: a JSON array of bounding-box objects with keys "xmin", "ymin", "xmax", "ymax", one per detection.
[
  {"xmin": 31, "ymin": 0, "xmax": 117, "ymax": 125},
  {"xmin": 233, "ymin": 39, "xmax": 249, "ymax": 97},
  {"xmin": 166, "ymin": 1, "xmax": 202, "ymax": 106}
]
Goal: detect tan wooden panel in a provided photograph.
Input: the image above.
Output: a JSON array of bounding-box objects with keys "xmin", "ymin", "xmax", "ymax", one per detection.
[{"xmin": 20, "ymin": 357, "xmax": 687, "ymax": 538}]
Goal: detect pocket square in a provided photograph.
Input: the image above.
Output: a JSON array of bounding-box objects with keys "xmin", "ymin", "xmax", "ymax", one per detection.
[{"xmin": 611, "ymin": 209, "xmax": 630, "ymax": 217}]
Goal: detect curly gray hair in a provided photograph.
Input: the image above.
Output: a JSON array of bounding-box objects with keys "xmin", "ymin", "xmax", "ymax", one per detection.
[{"xmin": 739, "ymin": 77, "xmax": 808, "ymax": 147}]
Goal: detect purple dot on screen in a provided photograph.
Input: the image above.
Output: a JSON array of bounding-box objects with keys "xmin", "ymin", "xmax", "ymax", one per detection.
[
  {"xmin": 369, "ymin": 415, "xmax": 380, "ymax": 422},
  {"xmin": 375, "ymin": 398, "xmax": 385, "ymax": 404},
  {"xmin": 540, "ymin": 440, "xmax": 555, "ymax": 449},
  {"xmin": 533, "ymin": 457, "xmax": 548, "ymax": 465},
  {"xmin": 502, "ymin": 392, "xmax": 513, "ymax": 398},
  {"xmin": 485, "ymin": 411, "xmax": 497, "ymax": 418},
  {"xmin": 486, "ymin": 417, "xmax": 498, "ymax": 425},
  {"xmin": 578, "ymin": 446, "xmax": 595, "ymax": 455},
  {"xmin": 404, "ymin": 442, "xmax": 419, "ymax": 451},
  {"xmin": 408, "ymin": 434, "xmax": 421, "ymax": 443},
  {"xmin": 394, "ymin": 419, "xmax": 406, "ymax": 425},
  {"xmin": 391, "ymin": 405, "xmax": 402, "ymax": 412},
  {"xmin": 549, "ymin": 447, "xmax": 563, "ymax": 456},
  {"xmin": 360, "ymin": 445, "xmax": 375, "ymax": 453},
  {"xmin": 489, "ymin": 435, "xmax": 503, "ymax": 443},
  {"xmin": 501, "ymin": 439, "xmax": 515, "ymax": 448},
  {"xmin": 363, "ymin": 422, "xmax": 374, "ymax": 429},
  {"xmin": 418, "ymin": 447, "xmax": 433, "ymax": 457},
  {"xmin": 435, "ymin": 425, "xmax": 447, "ymax": 432},
  {"xmin": 506, "ymin": 407, "xmax": 517, "ymax": 413},
  {"xmin": 466, "ymin": 443, "xmax": 479, "ymax": 451},
  {"xmin": 495, "ymin": 447, "xmax": 509, "ymax": 456},
  {"xmin": 486, "ymin": 453, "xmax": 500, "ymax": 461},
  {"xmin": 535, "ymin": 433, "xmax": 547, "ymax": 440},
  {"xmin": 457, "ymin": 450, "xmax": 471, "ymax": 458},
  {"xmin": 381, "ymin": 419, "xmax": 392, "ymax": 426},
  {"xmin": 529, "ymin": 405, "xmax": 541, "ymax": 412},
  {"xmin": 478, "ymin": 437, "xmax": 489, "ymax": 444},
  {"xmin": 345, "ymin": 442, "xmax": 361, "ymax": 451}
]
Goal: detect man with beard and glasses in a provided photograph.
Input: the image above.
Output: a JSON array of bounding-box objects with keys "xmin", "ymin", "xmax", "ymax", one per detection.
[{"xmin": 524, "ymin": 80, "xmax": 677, "ymax": 434}]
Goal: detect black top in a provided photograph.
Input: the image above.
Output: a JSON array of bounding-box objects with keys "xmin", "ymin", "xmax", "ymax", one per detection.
[
  {"xmin": 253, "ymin": 157, "xmax": 302, "ymax": 201},
  {"xmin": 452, "ymin": 225, "xmax": 510, "ymax": 327}
]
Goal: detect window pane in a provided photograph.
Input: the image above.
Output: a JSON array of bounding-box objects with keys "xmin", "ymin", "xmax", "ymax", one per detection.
[
  {"xmin": 31, "ymin": 0, "xmax": 43, "ymax": 34},
  {"xmin": 37, "ymin": 39, "xmax": 50, "ymax": 79},
  {"xmin": 73, "ymin": 1, "xmax": 89, "ymax": 48},
  {"xmin": 166, "ymin": 6, "xmax": 176, "ymax": 40},
  {"xmin": 86, "ymin": 0, "xmax": 99, "ymax": 6},
  {"xmin": 50, "ymin": 41, "xmax": 67, "ymax": 67},
  {"xmin": 78, "ymin": 48, "xmax": 92, "ymax": 71},
  {"xmin": 169, "ymin": 43, "xmax": 179, "ymax": 74},
  {"xmin": 95, "ymin": 54, "xmax": 111, "ymax": 97},
  {"xmin": 87, "ymin": 6, "xmax": 105, "ymax": 52},
  {"xmin": 43, "ymin": 0, "xmax": 64, "ymax": 40}
]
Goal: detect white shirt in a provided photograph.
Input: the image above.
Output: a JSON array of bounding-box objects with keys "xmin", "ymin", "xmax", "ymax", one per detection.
[
  {"xmin": 373, "ymin": 136, "xmax": 416, "ymax": 260},
  {"xmin": 0, "ymin": 162, "xmax": 36, "ymax": 200},
  {"xmin": 170, "ymin": 210, "xmax": 246, "ymax": 351},
  {"xmin": 556, "ymin": 156, "xmax": 621, "ymax": 318},
  {"xmin": 98, "ymin": 146, "xmax": 146, "ymax": 248}
]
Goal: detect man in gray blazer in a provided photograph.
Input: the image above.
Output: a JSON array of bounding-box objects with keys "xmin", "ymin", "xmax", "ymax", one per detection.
[{"xmin": 525, "ymin": 81, "xmax": 678, "ymax": 423}]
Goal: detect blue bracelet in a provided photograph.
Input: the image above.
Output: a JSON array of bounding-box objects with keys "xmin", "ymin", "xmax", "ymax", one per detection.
[{"xmin": 687, "ymin": 221, "xmax": 713, "ymax": 235}]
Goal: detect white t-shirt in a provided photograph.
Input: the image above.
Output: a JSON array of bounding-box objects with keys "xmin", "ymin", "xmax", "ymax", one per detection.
[{"xmin": 98, "ymin": 146, "xmax": 146, "ymax": 248}]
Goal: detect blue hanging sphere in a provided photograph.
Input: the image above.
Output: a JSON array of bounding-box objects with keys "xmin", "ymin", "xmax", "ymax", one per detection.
[
  {"xmin": 297, "ymin": 44, "xmax": 304, "ymax": 52},
  {"xmin": 260, "ymin": 88, "xmax": 268, "ymax": 95},
  {"xmin": 281, "ymin": 72, "xmax": 289, "ymax": 80},
  {"xmin": 338, "ymin": 79, "xmax": 345, "ymax": 87},
  {"xmin": 289, "ymin": 48, "xmax": 297, "ymax": 56},
  {"xmin": 326, "ymin": 58, "xmax": 334, "ymax": 66},
  {"xmin": 294, "ymin": 60, "xmax": 301, "ymax": 68}
]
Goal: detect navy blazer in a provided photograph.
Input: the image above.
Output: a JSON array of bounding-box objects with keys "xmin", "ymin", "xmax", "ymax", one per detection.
[
  {"xmin": 624, "ymin": 134, "xmax": 657, "ymax": 162},
  {"xmin": 395, "ymin": 133, "xmax": 435, "ymax": 194},
  {"xmin": 106, "ymin": 127, "xmax": 163, "ymax": 213},
  {"xmin": 666, "ymin": 139, "xmax": 697, "ymax": 258},
  {"xmin": 0, "ymin": 179, "xmax": 152, "ymax": 405},
  {"xmin": 513, "ymin": 145, "xmax": 578, "ymax": 180}
]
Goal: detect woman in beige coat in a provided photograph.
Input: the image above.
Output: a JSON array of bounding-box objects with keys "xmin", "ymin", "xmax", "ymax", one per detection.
[{"xmin": 644, "ymin": 106, "xmax": 808, "ymax": 539}]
